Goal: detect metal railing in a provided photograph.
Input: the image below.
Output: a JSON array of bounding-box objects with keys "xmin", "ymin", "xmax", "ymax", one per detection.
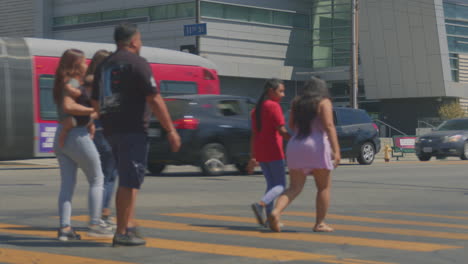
[
  {"xmin": 417, "ymin": 120, "xmax": 436, "ymax": 129},
  {"xmin": 373, "ymin": 119, "xmax": 407, "ymax": 137}
]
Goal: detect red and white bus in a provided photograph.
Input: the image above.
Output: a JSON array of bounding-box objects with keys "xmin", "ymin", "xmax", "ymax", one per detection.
[{"xmin": 0, "ymin": 37, "xmax": 220, "ymax": 160}]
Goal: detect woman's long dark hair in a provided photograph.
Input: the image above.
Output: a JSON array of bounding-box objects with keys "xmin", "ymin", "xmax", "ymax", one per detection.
[
  {"xmin": 292, "ymin": 77, "xmax": 330, "ymax": 139},
  {"xmin": 85, "ymin": 50, "xmax": 111, "ymax": 83},
  {"xmin": 255, "ymin": 78, "xmax": 284, "ymax": 132},
  {"xmin": 53, "ymin": 49, "xmax": 85, "ymax": 105}
]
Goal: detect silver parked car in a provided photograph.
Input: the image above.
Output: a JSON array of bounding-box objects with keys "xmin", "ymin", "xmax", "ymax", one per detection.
[{"xmin": 415, "ymin": 118, "xmax": 468, "ymax": 161}]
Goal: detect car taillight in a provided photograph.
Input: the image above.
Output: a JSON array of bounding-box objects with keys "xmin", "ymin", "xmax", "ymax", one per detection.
[
  {"xmin": 203, "ymin": 69, "xmax": 216, "ymax": 80},
  {"xmin": 372, "ymin": 123, "xmax": 379, "ymax": 132},
  {"xmin": 173, "ymin": 118, "xmax": 199, "ymax": 130}
]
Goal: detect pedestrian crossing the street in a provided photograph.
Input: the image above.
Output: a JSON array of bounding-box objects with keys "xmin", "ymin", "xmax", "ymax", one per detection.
[{"xmin": 0, "ymin": 210, "xmax": 466, "ymax": 264}]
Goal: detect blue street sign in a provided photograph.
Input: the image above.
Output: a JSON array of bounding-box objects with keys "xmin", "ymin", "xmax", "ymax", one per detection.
[{"xmin": 184, "ymin": 23, "xmax": 207, "ymax": 36}]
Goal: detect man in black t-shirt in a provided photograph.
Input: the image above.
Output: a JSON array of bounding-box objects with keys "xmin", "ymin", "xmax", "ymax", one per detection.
[{"xmin": 92, "ymin": 23, "xmax": 181, "ymax": 247}]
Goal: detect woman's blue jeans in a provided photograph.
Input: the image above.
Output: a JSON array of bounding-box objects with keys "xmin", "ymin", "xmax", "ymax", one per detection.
[
  {"xmin": 54, "ymin": 125, "xmax": 104, "ymax": 227},
  {"xmin": 259, "ymin": 160, "xmax": 286, "ymax": 216},
  {"xmin": 93, "ymin": 130, "xmax": 117, "ymax": 210}
]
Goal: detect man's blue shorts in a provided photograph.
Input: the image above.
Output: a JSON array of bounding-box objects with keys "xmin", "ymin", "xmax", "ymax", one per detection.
[{"xmin": 107, "ymin": 133, "xmax": 148, "ymax": 189}]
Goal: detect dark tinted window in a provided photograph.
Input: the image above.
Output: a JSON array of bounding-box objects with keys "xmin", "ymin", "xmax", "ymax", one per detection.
[
  {"xmin": 163, "ymin": 99, "xmax": 194, "ymax": 120},
  {"xmin": 160, "ymin": 81, "xmax": 197, "ymax": 96},
  {"xmin": 39, "ymin": 75, "xmax": 57, "ymax": 121},
  {"xmin": 217, "ymin": 100, "xmax": 243, "ymax": 116},
  {"xmin": 336, "ymin": 109, "xmax": 371, "ymax": 125},
  {"xmin": 436, "ymin": 119, "xmax": 468, "ymax": 131}
]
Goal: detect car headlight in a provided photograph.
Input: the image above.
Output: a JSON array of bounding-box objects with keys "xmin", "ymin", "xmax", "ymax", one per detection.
[{"xmin": 443, "ymin": 135, "xmax": 463, "ymax": 143}]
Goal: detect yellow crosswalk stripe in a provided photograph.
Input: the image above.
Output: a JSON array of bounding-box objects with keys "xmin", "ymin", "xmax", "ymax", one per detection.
[
  {"xmin": 162, "ymin": 213, "xmax": 468, "ymax": 240},
  {"xmin": 0, "ymin": 248, "xmax": 136, "ymax": 264},
  {"xmin": 371, "ymin": 211, "xmax": 468, "ymax": 220},
  {"xmin": 285, "ymin": 211, "xmax": 468, "ymax": 230},
  {"xmin": 0, "ymin": 222, "xmax": 365, "ymax": 263},
  {"xmin": 70, "ymin": 216, "xmax": 461, "ymax": 252}
]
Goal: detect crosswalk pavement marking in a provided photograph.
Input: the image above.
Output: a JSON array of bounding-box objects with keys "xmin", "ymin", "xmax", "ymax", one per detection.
[
  {"xmin": 0, "ymin": 248, "xmax": 136, "ymax": 264},
  {"xmin": 285, "ymin": 211, "xmax": 468, "ymax": 230},
  {"xmin": 71, "ymin": 216, "xmax": 461, "ymax": 252},
  {"xmin": 371, "ymin": 211, "xmax": 468, "ymax": 220},
  {"xmin": 0, "ymin": 222, "xmax": 387, "ymax": 263},
  {"xmin": 162, "ymin": 213, "xmax": 468, "ymax": 240}
]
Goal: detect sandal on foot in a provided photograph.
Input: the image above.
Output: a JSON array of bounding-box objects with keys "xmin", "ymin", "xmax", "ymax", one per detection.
[
  {"xmin": 313, "ymin": 224, "xmax": 334, "ymax": 232},
  {"xmin": 268, "ymin": 214, "xmax": 281, "ymax": 232}
]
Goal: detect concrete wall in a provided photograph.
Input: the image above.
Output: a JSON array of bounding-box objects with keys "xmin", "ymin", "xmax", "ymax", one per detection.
[
  {"xmin": 201, "ymin": 19, "xmax": 312, "ymax": 80},
  {"xmin": 359, "ymin": 0, "xmax": 447, "ymax": 99},
  {"xmin": 0, "ymin": 0, "xmax": 34, "ymax": 37},
  {"xmin": 199, "ymin": 0, "xmax": 315, "ymax": 81}
]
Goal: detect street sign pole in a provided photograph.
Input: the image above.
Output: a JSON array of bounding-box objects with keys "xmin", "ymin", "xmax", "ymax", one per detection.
[{"xmin": 196, "ymin": 0, "xmax": 201, "ymax": 55}]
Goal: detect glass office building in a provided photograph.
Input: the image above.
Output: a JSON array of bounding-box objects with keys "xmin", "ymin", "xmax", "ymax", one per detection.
[
  {"xmin": 444, "ymin": 1, "xmax": 468, "ymax": 82},
  {"xmin": 311, "ymin": 0, "xmax": 353, "ymax": 69}
]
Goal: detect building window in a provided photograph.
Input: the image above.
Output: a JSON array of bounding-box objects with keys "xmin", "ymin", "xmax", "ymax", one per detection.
[
  {"xmin": 311, "ymin": 0, "xmax": 354, "ymax": 68},
  {"xmin": 250, "ymin": 9, "xmax": 272, "ymax": 24},
  {"xmin": 225, "ymin": 5, "xmax": 250, "ymax": 22},
  {"xmin": 126, "ymin": 8, "xmax": 149, "ymax": 18},
  {"xmin": 102, "ymin": 10, "xmax": 126, "ymax": 20},
  {"xmin": 78, "ymin": 13, "xmax": 101, "ymax": 23},
  {"xmin": 200, "ymin": 1, "xmax": 309, "ymax": 29},
  {"xmin": 444, "ymin": 2, "xmax": 468, "ymax": 20},
  {"xmin": 53, "ymin": 2, "xmax": 194, "ymax": 28},
  {"xmin": 444, "ymin": 1, "xmax": 468, "ymax": 82}
]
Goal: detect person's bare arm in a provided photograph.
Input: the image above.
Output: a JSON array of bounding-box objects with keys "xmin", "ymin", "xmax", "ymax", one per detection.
[
  {"xmin": 246, "ymin": 129, "xmax": 258, "ymax": 174},
  {"xmin": 277, "ymin": 125, "xmax": 290, "ymax": 140},
  {"xmin": 146, "ymin": 93, "xmax": 181, "ymax": 152},
  {"xmin": 62, "ymin": 95, "xmax": 95, "ymax": 116},
  {"xmin": 64, "ymin": 83, "xmax": 82, "ymax": 98},
  {"xmin": 318, "ymin": 99, "xmax": 341, "ymax": 167},
  {"xmin": 91, "ymin": 100, "xmax": 100, "ymax": 120}
]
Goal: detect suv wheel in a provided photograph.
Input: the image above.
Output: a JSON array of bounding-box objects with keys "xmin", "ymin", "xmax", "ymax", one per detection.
[
  {"xmin": 460, "ymin": 141, "xmax": 468, "ymax": 160},
  {"xmin": 417, "ymin": 155, "xmax": 431, "ymax": 161},
  {"xmin": 200, "ymin": 143, "xmax": 227, "ymax": 176},
  {"xmin": 147, "ymin": 163, "xmax": 166, "ymax": 175},
  {"xmin": 357, "ymin": 142, "xmax": 375, "ymax": 165}
]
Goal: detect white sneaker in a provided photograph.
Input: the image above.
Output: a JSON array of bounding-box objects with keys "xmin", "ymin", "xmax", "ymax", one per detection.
[{"xmin": 88, "ymin": 222, "xmax": 114, "ymax": 238}]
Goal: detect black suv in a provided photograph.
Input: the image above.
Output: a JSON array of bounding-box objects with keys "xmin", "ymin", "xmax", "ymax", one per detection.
[
  {"xmin": 334, "ymin": 107, "xmax": 380, "ymax": 164},
  {"xmin": 147, "ymin": 94, "xmax": 255, "ymax": 176}
]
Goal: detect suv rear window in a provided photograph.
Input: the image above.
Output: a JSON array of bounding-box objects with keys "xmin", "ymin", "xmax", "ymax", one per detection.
[
  {"xmin": 163, "ymin": 99, "xmax": 194, "ymax": 120},
  {"xmin": 336, "ymin": 109, "xmax": 371, "ymax": 125}
]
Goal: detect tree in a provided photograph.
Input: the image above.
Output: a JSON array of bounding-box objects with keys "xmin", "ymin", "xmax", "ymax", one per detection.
[{"xmin": 438, "ymin": 102, "xmax": 465, "ymax": 120}]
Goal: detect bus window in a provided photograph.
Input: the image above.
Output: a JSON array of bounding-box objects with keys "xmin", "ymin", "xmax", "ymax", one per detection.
[
  {"xmin": 160, "ymin": 80, "xmax": 197, "ymax": 96},
  {"xmin": 39, "ymin": 75, "xmax": 58, "ymax": 121}
]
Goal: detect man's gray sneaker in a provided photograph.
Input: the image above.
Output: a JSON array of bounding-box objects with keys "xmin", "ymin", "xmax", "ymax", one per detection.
[
  {"xmin": 101, "ymin": 216, "xmax": 117, "ymax": 229},
  {"xmin": 251, "ymin": 203, "xmax": 265, "ymax": 226},
  {"xmin": 112, "ymin": 233, "xmax": 146, "ymax": 247},
  {"xmin": 58, "ymin": 227, "xmax": 81, "ymax": 241},
  {"xmin": 127, "ymin": 226, "xmax": 143, "ymax": 239},
  {"xmin": 88, "ymin": 223, "xmax": 114, "ymax": 238}
]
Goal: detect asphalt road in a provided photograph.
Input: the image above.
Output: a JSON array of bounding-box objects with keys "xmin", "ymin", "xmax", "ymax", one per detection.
[{"xmin": 0, "ymin": 159, "xmax": 467, "ymax": 264}]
